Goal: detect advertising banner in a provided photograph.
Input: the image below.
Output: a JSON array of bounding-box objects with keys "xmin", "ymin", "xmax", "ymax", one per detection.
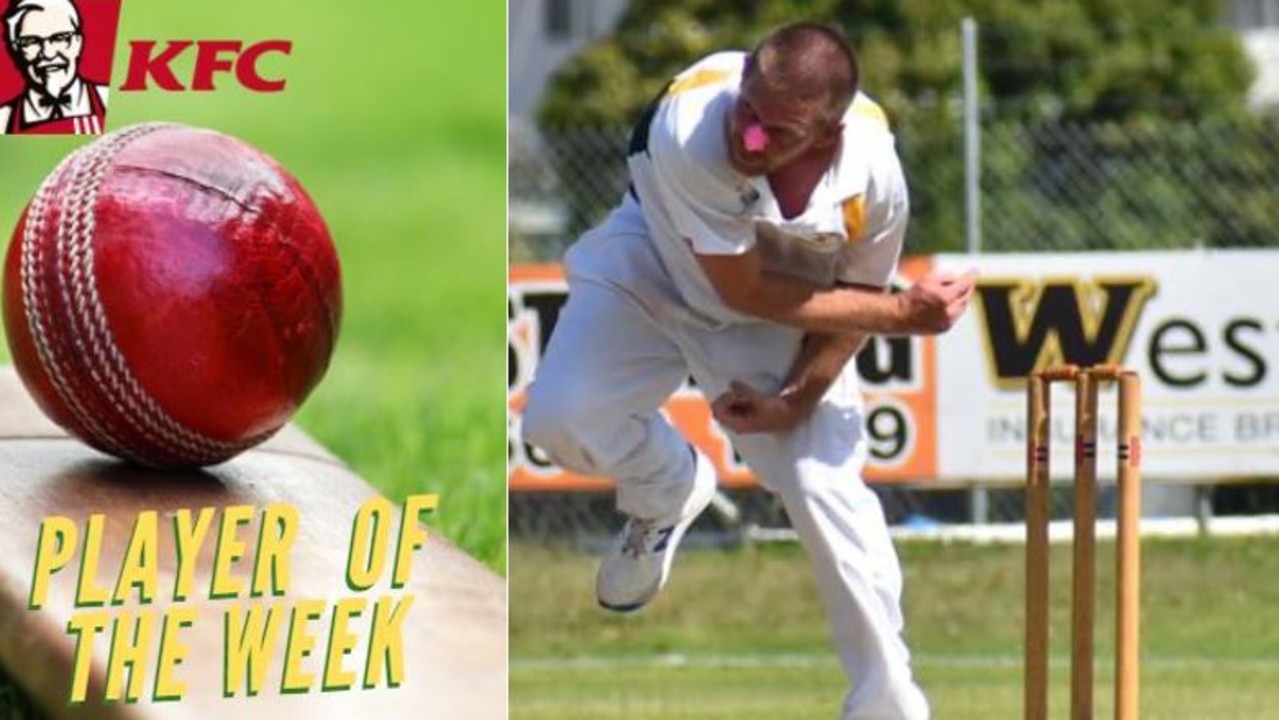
[
  {"xmin": 934, "ymin": 249, "xmax": 1279, "ymax": 482},
  {"xmin": 510, "ymin": 249, "xmax": 1279, "ymax": 490}
]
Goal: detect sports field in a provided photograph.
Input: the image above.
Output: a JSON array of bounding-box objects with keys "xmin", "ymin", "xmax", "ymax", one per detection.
[
  {"xmin": 511, "ymin": 537, "xmax": 1279, "ymax": 719},
  {"xmin": 0, "ymin": 0, "xmax": 507, "ymax": 569}
]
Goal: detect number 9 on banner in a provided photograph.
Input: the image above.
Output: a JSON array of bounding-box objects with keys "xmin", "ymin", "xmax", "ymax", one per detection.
[{"xmin": 866, "ymin": 400, "xmax": 915, "ymax": 468}]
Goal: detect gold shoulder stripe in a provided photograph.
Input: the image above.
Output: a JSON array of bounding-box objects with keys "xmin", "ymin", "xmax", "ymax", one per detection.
[
  {"xmin": 842, "ymin": 194, "xmax": 866, "ymax": 243},
  {"xmin": 848, "ymin": 95, "xmax": 889, "ymax": 130},
  {"xmin": 668, "ymin": 69, "xmax": 732, "ymax": 98}
]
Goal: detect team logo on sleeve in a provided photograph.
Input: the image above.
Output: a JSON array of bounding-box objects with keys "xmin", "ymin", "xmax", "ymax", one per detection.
[{"xmin": 0, "ymin": 0, "xmax": 118, "ymax": 135}]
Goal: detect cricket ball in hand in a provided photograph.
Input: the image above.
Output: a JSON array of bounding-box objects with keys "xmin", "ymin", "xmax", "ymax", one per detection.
[{"xmin": 2, "ymin": 123, "xmax": 342, "ymax": 468}]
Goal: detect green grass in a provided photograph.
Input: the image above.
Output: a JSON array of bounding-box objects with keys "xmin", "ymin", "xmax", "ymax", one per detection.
[
  {"xmin": 512, "ymin": 662, "xmax": 1278, "ymax": 720},
  {"xmin": 511, "ymin": 537, "xmax": 1279, "ymax": 719},
  {"xmin": 0, "ymin": 0, "xmax": 506, "ymax": 570}
]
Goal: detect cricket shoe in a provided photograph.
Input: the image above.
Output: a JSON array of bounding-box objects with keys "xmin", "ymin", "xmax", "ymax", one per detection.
[{"xmin": 596, "ymin": 450, "xmax": 717, "ymax": 612}]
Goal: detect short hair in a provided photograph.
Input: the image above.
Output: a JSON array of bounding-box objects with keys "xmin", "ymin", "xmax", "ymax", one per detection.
[
  {"xmin": 5, "ymin": 0, "xmax": 82, "ymax": 50},
  {"xmin": 747, "ymin": 22, "xmax": 859, "ymax": 125}
]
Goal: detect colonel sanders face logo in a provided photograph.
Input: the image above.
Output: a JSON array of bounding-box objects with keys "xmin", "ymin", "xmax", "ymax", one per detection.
[
  {"xmin": 10, "ymin": 0, "xmax": 82, "ymax": 98},
  {"xmin": 1, "ymin": 0, "xmax": 114, "ymax": 135}
]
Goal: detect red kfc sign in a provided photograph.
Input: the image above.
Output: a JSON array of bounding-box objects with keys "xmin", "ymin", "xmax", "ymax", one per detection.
[
  {"xmin": 120, "ymin": 39, "xmax": 291, "ymax": 92},
  {"xmin": 0, "ymin": 0, "xmax": 290, "ymax": 137}
]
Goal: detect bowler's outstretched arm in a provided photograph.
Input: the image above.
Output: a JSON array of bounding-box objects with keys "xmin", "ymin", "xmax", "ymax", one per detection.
[{"xmin": 696, "ymin": 247, "xmax": 976, "ymax": 336}]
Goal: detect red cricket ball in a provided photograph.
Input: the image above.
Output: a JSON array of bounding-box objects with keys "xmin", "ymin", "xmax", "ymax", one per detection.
[{"xmin": 3, "ymin": 123, "xmax": 342, "ymax": 468}]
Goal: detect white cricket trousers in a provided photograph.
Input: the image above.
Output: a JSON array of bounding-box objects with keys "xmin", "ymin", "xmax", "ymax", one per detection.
[{"xmin": 522, "ymin": 211, "xmax": 930, "ymax": 720}]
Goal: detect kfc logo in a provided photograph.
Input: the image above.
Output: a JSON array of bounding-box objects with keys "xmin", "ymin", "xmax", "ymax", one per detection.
[
  {"xmin": 120, "ymin": 39, "xmax": 292, "ymax": 92},
  {"xmin": 0, "ymin": 0, "xmax": 118, "ymax": 135},
  {"xmin": 0, "ymin": 0, "xmax": 291, "ymax": 138}
]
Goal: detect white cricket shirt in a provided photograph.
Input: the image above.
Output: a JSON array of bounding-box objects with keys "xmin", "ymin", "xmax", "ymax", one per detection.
[{"xmin": 620, "ymin": 51, "xmax": 910, "ymax": 327}]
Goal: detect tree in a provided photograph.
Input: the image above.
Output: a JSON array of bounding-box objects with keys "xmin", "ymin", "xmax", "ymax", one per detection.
[{"xmin": 537, "ymin": 0, "xmax": 1261, "ymax": 252}]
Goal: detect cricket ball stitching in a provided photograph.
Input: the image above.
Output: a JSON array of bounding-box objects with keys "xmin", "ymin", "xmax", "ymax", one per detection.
[
  {"xmin": 72, "ymin": 123, "xmax": 252, "ymax": 463},
  {"xmin": 21, "ymin": 142, "xmax": 131, "ymax": 458},
  {"xmin": 44, "ymin": 126, "xmax": 172, "ymax": 461},
  {"xmin": 28, "ymin": 124, "xmax": 258, "ymax": 465},
  {"xmin": 60, "ymin": 133, "xmax": 130, "ymax": 448},
  {"xmin": 65, "ymin": 124, "xmax": 196, "ymax": 462},
  {"xmin": 63, "ymin": 123, "xmax": 223, "ymax": 463}
]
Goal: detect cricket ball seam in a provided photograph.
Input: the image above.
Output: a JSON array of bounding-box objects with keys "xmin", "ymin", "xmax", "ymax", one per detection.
[
  {"xmin": 64, "ymin": 124, "xmax": 233, "ymax": 463},
  {"xmin": 71, "ymin": 124, "xmax": 253, "ymax": 462},
  {"xmin": 22, "ymin": 142, "xmax": 132, "ymax": 459},
  {"xmin": 24, "ymin": 124, "xmax": 257, "ymax": 465},
  {"xmin": 30, "ymin": 125, "xmax": 182, "ymax": 462}
]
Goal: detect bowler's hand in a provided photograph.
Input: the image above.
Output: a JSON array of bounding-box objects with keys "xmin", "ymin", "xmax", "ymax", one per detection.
[
  {"xmin": 896, "ymin": 269, "xmax": 979, "ymax": 334},
  {"xmin": 711, "ymin": 381, "xmax": 809, "ymax": 435}
]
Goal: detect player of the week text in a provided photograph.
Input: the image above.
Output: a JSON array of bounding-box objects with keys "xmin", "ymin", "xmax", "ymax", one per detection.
[{"xmin": 26, "ymin": 494, "xmax": 438, "ymax": 703}]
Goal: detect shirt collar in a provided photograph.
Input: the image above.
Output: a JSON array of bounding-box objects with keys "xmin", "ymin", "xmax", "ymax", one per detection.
[{"xmin": 22, "ymin": 77, "xmax": 88, "ymax": 122}]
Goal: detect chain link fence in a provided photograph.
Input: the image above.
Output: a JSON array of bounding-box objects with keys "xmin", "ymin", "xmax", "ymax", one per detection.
[
  {"xmin": 508, "ymin": 112, "xmax": 1279, "ymax": 545},
  {"xmin": 511, "ymin": 113, "xmax": 1279, "ymax": 258}
]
